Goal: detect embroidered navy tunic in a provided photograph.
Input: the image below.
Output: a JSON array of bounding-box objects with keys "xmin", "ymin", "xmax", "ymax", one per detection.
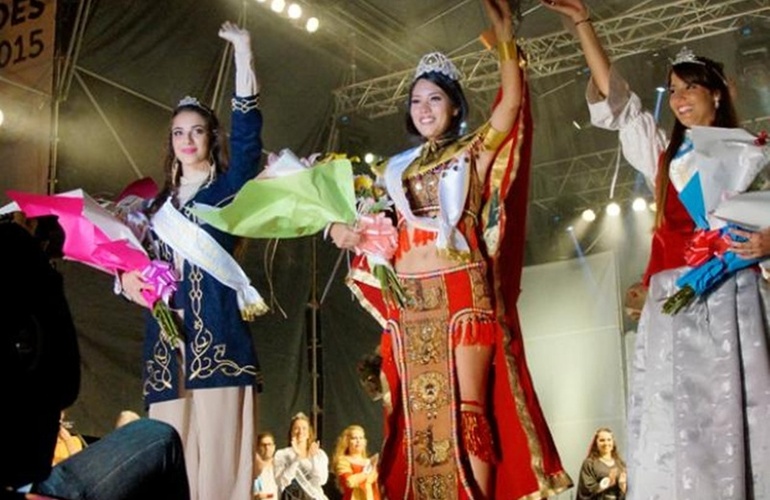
[{"xmin": 142, "ymin": 97, "xmax": 263, "ymax": 405}]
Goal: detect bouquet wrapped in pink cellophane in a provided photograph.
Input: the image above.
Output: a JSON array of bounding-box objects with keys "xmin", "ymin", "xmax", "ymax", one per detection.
[{"xmin": 2, "ymin": 188, "xmax": 182, "ymax": 346}]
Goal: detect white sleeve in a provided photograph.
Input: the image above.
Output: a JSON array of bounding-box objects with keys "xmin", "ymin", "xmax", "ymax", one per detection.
[
  {"xmin": 309, "ymin": 449, "xmax": 330, "ymax": 486},
  {"xmin": 587, "ymin": 66, "xmax": 668, "ymax": 189},
  {"xmin": 273, "ymin": 448, "xmax": 299, "ymax": 490}
]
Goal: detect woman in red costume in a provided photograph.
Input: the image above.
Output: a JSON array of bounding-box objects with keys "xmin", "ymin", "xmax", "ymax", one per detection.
[{"xmin": 330, "ymin": 1, "xmax": 572, "ymax": 498}]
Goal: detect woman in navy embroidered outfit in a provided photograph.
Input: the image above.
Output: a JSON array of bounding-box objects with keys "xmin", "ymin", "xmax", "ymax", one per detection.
[
  {"xmin": 119, "ymin": 21, "xmax": 266, "ymax": 500},
  {"xmin": 542, "ymin": 1, "xmax": 770, "ymax": 498}
]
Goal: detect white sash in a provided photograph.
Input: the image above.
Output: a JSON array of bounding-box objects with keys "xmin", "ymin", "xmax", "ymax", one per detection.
[
  {"xmin": 152, "ymin": 200, "xmax": 268, "ymax": 320},
  {"xmin": 384, "ymin": 145, "xmax": 471, "ymax": 255}
]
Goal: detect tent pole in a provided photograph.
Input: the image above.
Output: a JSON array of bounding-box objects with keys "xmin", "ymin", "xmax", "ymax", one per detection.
[
  {"xmin": 309, "ymin": 237, "xmax": 322, "ymax": 437},
  {"xmin": 50, "ymin": 0, "xmax": 94, "ymax": 193},
  {"xmin": 212, "ymin": 2, "xmax": 248, "ymax": 111}
]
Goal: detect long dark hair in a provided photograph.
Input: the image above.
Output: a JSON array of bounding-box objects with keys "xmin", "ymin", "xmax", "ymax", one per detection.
[
  {"xmin": 147, "ymin": 101, "xmax": 227, "ymax": 215},
  {"xmin": 656, "ymin": 57, "xmax": 738, "ymax": 227},
  {"xmin": 405, "ymin": 71, "xmax": 469, "ymax": 141}
]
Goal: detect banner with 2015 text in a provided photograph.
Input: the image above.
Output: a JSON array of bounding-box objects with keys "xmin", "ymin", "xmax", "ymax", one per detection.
[{"xmin": 0, "ymin": 0, "xmax": 57, "ymax": 200}]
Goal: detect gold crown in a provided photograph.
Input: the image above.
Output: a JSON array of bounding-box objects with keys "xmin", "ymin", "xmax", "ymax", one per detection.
[{"xmin": 414, "ymin": 52, "xmax": 462, "ymax": 82}]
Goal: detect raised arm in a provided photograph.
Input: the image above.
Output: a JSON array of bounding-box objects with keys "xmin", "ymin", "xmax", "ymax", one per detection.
[
  {"xmin": 219, "ymin": 20, "xmax": 259, "ymax": 97},
  {"xmin": 218, "ymin": 21, "xmax": 264, "ymax": 188},
  {"xmin": 540, "ymin": 0, "xmax": 611, "ymax": 97},
  {"xmin": 541, "ymin": 0, "xmax": 666, "ymax": 182},
  {"xmin": 483, "ymin": 0, "xmax": 521, "ymax": 134},
  {"xmin": 475, "ymin": 0, "xmax": 523, "ymax": 181}
]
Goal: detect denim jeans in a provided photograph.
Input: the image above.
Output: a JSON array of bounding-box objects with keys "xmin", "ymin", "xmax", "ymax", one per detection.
[{"xmin": 32, "ymin": 419, "xmax": 189, "ymax": 500}]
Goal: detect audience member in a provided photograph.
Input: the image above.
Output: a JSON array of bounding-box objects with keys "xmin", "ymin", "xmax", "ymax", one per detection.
[
  {"xmin": 52, "ymin": 411, "xmax": 87, "ymax": 466},
  {"xmin": 577, "ymin": 428, "xmax": 627, "ymax": 500},
  {"xmin": 253, "ymin": 432, "xmax": 278, "ymax": 499},
  {"xmin": 331, "ymin": 425, "xmax": 379, "ymax": 500},
  {"xmin": 1, "ymin": 218, "xmax": 190, "ymax": 500},
  {"xmin": 273, "ymin": 413, "xmax": 329, "ymax": 500}
]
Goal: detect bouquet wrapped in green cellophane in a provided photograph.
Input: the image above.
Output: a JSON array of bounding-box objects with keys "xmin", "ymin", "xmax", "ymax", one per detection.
[{"xmin": 191, "ymin": 150, "xmax": 357, "ymax": 238}]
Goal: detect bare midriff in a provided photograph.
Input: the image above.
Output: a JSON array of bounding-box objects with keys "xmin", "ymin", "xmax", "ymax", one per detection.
[{"xmin": 394, "ymin": 229, "xmax": 459, "ymax": 274}]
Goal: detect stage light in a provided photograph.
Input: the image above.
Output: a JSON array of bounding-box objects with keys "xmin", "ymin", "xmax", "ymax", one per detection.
[
  {"xmin": 653, "ymin": 86, "xmax": 667, "ymax": 122},
  {"xmin": 581, "ymin": 208, "xmax": 596, "ymax": 222},
  {"xmin": 606, "ymin": 202, "xmax": 621, "ymax": 217},
  {"xmin": 255, "ymin": 0, "xmax": 266, "ymax": 3},
  {"xmin": 632, "ymin": 197, "xmax": 648, "ymax": 212},
  {"xmin": 288, "ymin": 3, "xmax": 302, "ymax": 19},
  {"xmin": 306, "ymin": 17, "xmax": 319, "ymax": 32},
  {"xmin": 364, "ymin": 153, "xmax": 375, "ymax": 164},
  {"xmin": 271, "ymin": 0, "xmax": 285, "ymax": 13},
  {"xmin": 0, "ymin": 109, "xmax": 4, "ymax": 127},
  {"xmin": 566, "ymin": 225, "xmax": 574, "ymax": 233}
]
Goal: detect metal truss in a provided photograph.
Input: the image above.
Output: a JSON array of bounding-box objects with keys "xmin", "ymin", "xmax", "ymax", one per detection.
[
  {"xmin": 530, "ymin": 147, "xmax": 640, "ymax": 216},
  {"xmin": 529, "ymin": 114, "xmax": 770, "ymax": 217},
  {"xmin": 333, "ymin": 0, "xmax": 770, "ymax": 118}
]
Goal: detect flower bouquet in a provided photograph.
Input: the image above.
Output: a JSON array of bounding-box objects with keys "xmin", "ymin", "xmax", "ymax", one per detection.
[
  {"xmin": 2, "ymin": 189, "xmax": 182, "ymax": 346},
  {"xmin": 192, "ymin": 149, "xmax": 410, "ymax": 307},
  {"xmin": 191, "ymin": 149, "xmax": 358, "ymax": 238},
  {"xmin": 662, "ymin": 225, "xmax": 760, "ymax": 314},
  {"xmin": 352, "ymin": 174, "xmax": 409, "ymax": 308},
  {"xmin": 662, "ymin": 126, "xmax": 769, "ymax": 314}
]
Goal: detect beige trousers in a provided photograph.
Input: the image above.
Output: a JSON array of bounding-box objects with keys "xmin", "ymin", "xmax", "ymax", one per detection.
[{"xmin": 150, "ymin": 385, "xmax": 258, "ymax": 500}]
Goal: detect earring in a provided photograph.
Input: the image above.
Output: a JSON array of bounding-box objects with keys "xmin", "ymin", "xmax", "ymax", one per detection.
[
  {"xmin": 171, "ymin": 159, "xmax": 180, "ymax": 185},
  {"xmin": 714, "ymin": 98, "xmax": 720, "ymax": 109},
  {"xmin": 206, "ymin": 162, "xmax": 216, "ymax": 187}
]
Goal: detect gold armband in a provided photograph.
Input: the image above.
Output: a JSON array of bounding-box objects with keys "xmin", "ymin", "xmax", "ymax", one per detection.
[
  {"xmin": 497, "ymin": 40, "xmax": 517, "ymax": 63},
  {"xmin": 480, "ymin": 123, "xmax": 508, "ymax": 152}
]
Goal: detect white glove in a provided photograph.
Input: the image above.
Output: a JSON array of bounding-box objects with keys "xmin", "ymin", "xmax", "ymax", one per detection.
[
  {"xmin": 218, "ymin": 21, "xmax": 251, "ymax": 54},
  {"xmin": 218, "ymin": 21, "xmax": 258, "ymax": 97}
]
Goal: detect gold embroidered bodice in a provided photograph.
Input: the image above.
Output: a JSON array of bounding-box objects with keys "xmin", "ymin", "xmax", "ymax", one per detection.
[
  {"xmin": 399, "ymin": 121, "xmax": 507, "ymax": 220},
  {"xmin": 402, "ymin": 151, "xmax": 483, "ymax": 222}
]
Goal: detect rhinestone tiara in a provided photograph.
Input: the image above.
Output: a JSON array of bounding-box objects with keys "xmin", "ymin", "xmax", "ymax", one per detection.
[
  {"xmin": 414, "ymin": 52, "xmax": 462, "ymax": 82},
  {"xmin": 671, "ymin": 46, "xmax": 704, "ymax": 67},
  {"xmin": 177, "ymin": 95, "xmax": 205, "ymax": 109}
]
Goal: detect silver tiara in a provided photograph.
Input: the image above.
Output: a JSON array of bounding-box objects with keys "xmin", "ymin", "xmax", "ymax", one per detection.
[
  {"xmin": 177, "ymin": 95, "xmax": 205, "ymax": 109},
  {"xmin": 671, "ymin": 47, "xmax": 704, "ymax": 67},
  {"xmin": 414, "ymin": 52, "xmax": 462, "ymax": 82}
]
